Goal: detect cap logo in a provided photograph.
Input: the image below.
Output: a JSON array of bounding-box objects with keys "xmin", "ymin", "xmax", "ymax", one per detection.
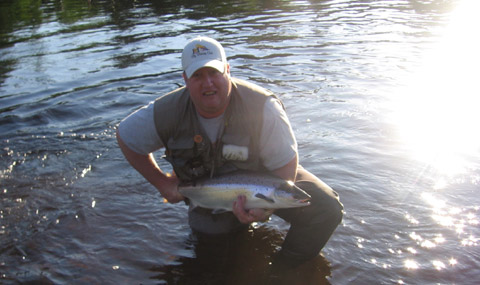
[{"xmin": 192, "ymin": 44, "xmax": 213, "ymax": 58}]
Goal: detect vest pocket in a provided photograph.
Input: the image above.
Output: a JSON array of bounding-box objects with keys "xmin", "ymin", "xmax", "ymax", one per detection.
[
  {"xmin": 222, "ymin": 144, "xmax": 249, "ymax": 161},
  {"xmin": 221, "ymin": 133, "xmax": 251, "ymax": 161},
  {"xmin": 164, "ymin": 137, "xmax": 210, "ymax": 181},
  {"xmin": 165, "ymin": 138, "xmax": 194, "ymax": 165}
]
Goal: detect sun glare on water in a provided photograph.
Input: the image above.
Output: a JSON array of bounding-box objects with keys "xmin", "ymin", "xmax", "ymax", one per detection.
[{"xmin": 392, "ymin": 0, "xmax": 480, "ymax": 177}]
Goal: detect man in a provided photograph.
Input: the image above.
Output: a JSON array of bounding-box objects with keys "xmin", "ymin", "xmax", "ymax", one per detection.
[{"xmin": 116, "ymin": 36, "xmax": 343, "ymax": 267}]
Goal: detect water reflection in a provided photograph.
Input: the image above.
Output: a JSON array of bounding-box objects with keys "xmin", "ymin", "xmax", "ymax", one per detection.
[
  {"xmin": 422, "ymin": 191, "xmax": 479, "ymax": 235},
  {"xmin": 392, "ymin": 0, "xmax": 480, "ymax": 177},
  {"xmin": 156, "ymin": 226, "xmax": 332, "ymax": 285}
]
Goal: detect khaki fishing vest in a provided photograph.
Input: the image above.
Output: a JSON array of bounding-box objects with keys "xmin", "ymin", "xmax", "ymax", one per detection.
[{"xmin": 153, "ymin": 77, "xmax": 280, "ymax": 182}]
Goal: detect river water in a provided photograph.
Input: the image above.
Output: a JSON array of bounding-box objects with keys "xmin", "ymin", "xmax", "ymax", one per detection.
[{"xmin": 1, "ymin": 0, "xmax": 479, "ymax": 284}]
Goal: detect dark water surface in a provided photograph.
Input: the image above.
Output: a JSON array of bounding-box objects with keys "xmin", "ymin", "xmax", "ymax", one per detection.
[{"xmin": 1, "ymin": 0, "xmax": 479, "ymax": 284}]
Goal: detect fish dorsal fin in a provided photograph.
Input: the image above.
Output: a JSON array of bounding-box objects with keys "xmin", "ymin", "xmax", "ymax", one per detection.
[{"xmin": 255, "ymin": 193, "xmax": 275, "ymax": 203}]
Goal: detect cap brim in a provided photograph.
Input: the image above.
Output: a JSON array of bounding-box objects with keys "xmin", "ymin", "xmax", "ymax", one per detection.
[{"xmin": 185, "ymin": 59, "xmax": 225, "ymax": 78}]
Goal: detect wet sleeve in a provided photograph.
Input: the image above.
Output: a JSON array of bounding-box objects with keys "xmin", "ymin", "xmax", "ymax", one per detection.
[
  {"xmin": 259, "ymin": 97, "xmax": 298, "ymax": 170},
  {"xmin": 117, "ymin": 102, "xmax": 164, "ymax": 155}
]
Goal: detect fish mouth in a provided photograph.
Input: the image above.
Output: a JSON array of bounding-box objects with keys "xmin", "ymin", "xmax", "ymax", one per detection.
[
  {"xmin": 294, "ymin": 198, "xmax": 310, "ymax": 205},
  {"xmin": 295, "ymin": 192, "xmax": 311, "ymax": 203}
]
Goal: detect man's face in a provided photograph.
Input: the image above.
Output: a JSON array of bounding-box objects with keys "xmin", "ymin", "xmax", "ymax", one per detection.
[{"xmin": 183, "ymin": 65, "xmax": 232, "ymax": 118}]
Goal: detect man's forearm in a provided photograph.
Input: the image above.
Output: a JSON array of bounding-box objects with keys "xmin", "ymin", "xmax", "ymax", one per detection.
[
  {"xmin": 116, "ymin": 129, "xmax": 183, "ymax": 203},
  {"xmin": 271, "ymin": 155, "xmax": 298, "ymax": 182}
]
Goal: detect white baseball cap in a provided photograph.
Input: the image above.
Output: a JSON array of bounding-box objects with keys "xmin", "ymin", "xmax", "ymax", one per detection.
[{"xmin": 181, "ymin": 36, "xmax": 227, "ymax": 78}]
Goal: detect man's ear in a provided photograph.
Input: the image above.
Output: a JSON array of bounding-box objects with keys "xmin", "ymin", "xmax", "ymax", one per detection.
[{"xmin": 225, "ymin": 63, "xmax": 230, "ymax": 76}]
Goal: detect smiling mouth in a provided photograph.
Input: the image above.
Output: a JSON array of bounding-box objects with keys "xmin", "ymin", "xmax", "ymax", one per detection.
[{"xmin": 203, "ymin": 91, "xmax": 216, "ymax": 96}]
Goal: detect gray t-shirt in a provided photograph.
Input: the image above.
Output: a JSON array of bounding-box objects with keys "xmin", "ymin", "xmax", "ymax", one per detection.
[{"xmin": 118, "ymin": 97, "xmax": 297, "ymax": 171}]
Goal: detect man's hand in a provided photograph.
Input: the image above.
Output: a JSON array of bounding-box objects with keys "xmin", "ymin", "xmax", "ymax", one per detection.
[
  {"xmin": 157, "ymin": 173, "xmax": 184, "ymax": 204},
  {"xmin": 232, "ymin": 195, "xmax": 274, "ymax": 224}
]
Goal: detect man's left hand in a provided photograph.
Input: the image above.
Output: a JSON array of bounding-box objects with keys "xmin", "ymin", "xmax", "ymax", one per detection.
[{"xmin": 232, "ymin": 195, "xmax": 274, "ymax": 224}]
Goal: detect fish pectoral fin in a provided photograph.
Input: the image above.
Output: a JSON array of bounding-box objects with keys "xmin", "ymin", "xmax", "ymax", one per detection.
[{"xmin": 255, "ymin": 193, "xmax": 275, "ymax": 204}]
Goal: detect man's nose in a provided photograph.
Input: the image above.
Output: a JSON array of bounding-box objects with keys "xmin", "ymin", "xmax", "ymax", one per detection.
[{"xmin": 202, "ymin": 74, "xmax": 214, "ymax": 86}]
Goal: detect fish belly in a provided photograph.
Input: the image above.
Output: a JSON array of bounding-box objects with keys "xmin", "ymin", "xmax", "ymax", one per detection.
[{"xmin": 180, "ymin": 185, "xmax": 269, "ymax": 211}]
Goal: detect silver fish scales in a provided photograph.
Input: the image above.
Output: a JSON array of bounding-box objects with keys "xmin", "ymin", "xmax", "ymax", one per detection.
[{"xmin": 178, "ymin": 171, "xmax": 311, "ymax": 211}]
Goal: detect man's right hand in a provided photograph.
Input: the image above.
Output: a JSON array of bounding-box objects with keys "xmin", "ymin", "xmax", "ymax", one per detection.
[{"xmin": 157, "ymin": 173, "xmax": 184, "ymax": 204}]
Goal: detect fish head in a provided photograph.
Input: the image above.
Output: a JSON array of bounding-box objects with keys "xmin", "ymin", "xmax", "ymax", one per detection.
[{"xmin": 275, "ymin": 181, "xmax": 311, "ymax": 207}]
